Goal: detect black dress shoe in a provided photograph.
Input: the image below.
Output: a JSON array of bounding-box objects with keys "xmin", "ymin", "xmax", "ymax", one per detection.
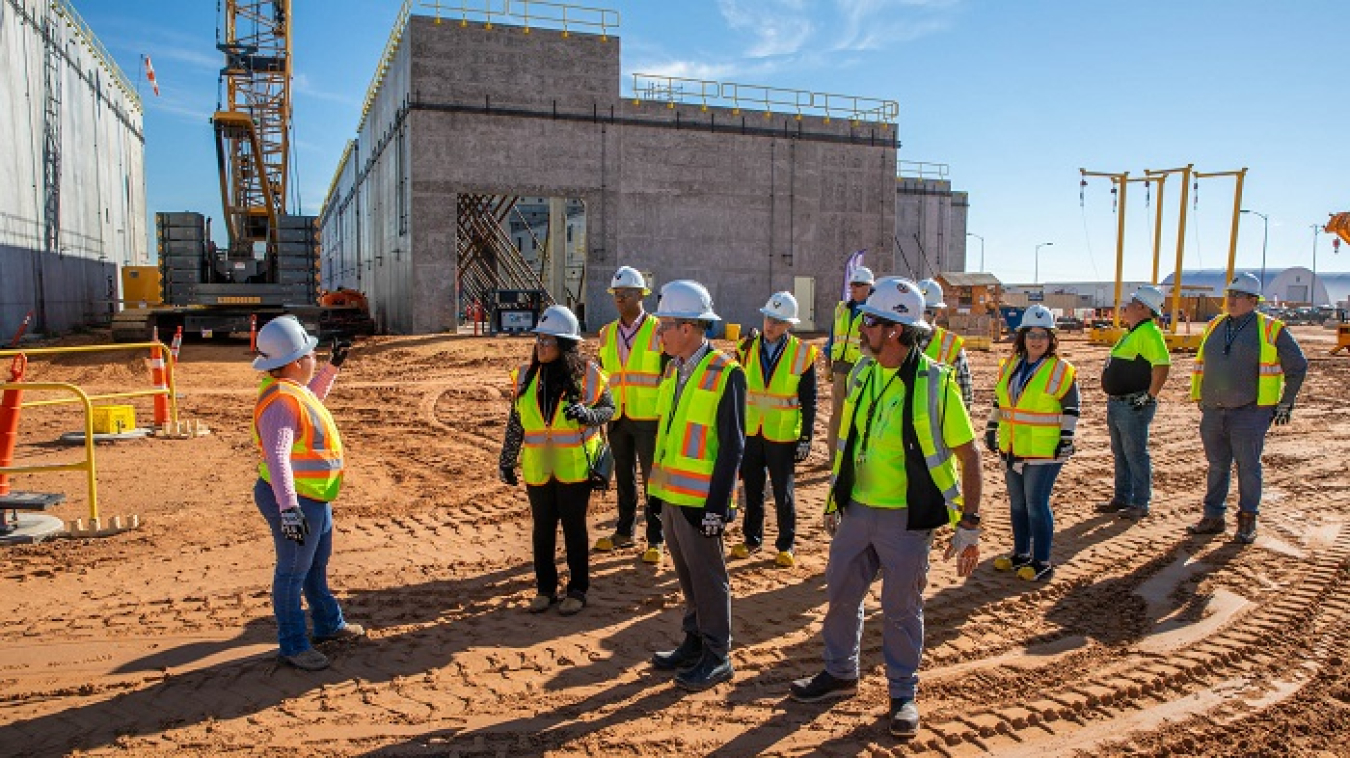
[
  {"xmin": 675, "ymin": 651, "xmax": 733, "ymax": 691},
  {"xmin": 651, "ymin": 634, "xmax": 703, "ymax": 671}
]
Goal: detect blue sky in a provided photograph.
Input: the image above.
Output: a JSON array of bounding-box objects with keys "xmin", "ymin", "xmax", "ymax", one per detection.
[{"xmin": 81, "ymin": 0, "xmax": 1348, "ymax": 283}]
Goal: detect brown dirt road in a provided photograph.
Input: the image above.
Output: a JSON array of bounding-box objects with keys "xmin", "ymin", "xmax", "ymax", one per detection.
[{"xmin": 1, "ymin": 326, "xmax": 1348, "ymax": 757}]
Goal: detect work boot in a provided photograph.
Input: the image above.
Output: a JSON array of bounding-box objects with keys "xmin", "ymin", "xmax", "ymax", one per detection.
[
  {"xmin": 993, "ymin": 553, "xmax": 1032, "ymax": 572},
  {"xmin": 1118, "ymin": 506, "xmax": 1150, "ymax": 520},
  {"xmin": 729, "ymin": 543, "xmax": 761, "ymax": 559},
  {"xmin": 528, "ymin": 594, "xmax": 556, "ymax": 613},
  {"xmin": 774, "ymin": 550, "xmax": 796, "ymax": 568},
  {"xmin": 558, "ymin": 595, "xmax": 586, "ymax": 616},
  {"xmin": 1235, "ymin": 512, "xmax": 1258, "ymax": 544},
  {"xmin": 641, "ymin": 544, "xmax": 664, "ymax": 564},
  {"xmin": 313, "ymin": 623, "xmax": 366, "ymax": 643},
  {"xmin": 1187, "ymin": 516, "xmax": 1226, "ymax": 535},
  {"xmin": 1017, "ymin": 561, "xmax": 1055, "ymax": 582},
  {"xmin": 593, "ymin": 533, "xmax": 634, "ymax": 552},
  {"xmin": 889, "ymin": 698, "xmax": 921, "ymax": 737},
  {"xmin": 652, "ymin": 634, "xmax": 703, "ymax": 671},
  {"xmin": 279, "ymin": 648, "xmax": 330, "ymax": 671},
  {"xmin": 789, "ymin": 670, "xmax": 858, "ymax": 703},
  {"xmin": 1095, "ymin": 499, "xmax": 1127, "ymax": 514},
  {"xmin": 674, "ymin": 651, "xmax": 733, "ymax": 691}
]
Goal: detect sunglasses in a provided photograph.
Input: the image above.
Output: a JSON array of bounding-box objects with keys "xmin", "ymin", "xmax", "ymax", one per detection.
[
  {"xmin": 612, "ymin": 290, "xmax": 641, "ymax": 300},
  {"xmin": 860, "ymin": 314, "xmax": 895, "ymax": 328},
  {"xmin": 657, "ymin": 319, "xmax": 694, "ymax": 333},
  {"xmin": 536, "ymin": 336, "xmax": 558, "ymax": 347},
  {"xmin": 1024, "ymin": 330, "xmax": 1052, "ymax": 340}
]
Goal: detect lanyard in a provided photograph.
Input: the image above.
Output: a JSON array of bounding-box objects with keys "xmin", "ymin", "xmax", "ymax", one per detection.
[
  {"xmin": 618, "ymin": 313, "xmax": 645, "ymax": 351},
  {"xmin": 1223, "ymin": 313, "xmax": 1254, "ymax": 356},
  {"xmin": 1009, "ymin": 356, "xmax": 1044, "ymax": 404},
  {"xmin": 854, "ymin": 366, "xmax": 902, "ymax": 458}
]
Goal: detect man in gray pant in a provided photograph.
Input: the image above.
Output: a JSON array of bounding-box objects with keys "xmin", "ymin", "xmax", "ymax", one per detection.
[
  {"xmin": 645, "ymin": 280, "xmax": 747, "ymax": 691},
  {"xmin": 1186, "ymin": 273, "xmax": 1307, "ymax": 543}
]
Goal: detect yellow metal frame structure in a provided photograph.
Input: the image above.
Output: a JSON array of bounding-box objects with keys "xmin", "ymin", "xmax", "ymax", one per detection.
[
  {"xmin": 631, "ymin": 73, "xmax": 898, "ymax": 125},
  {"xmin": 1192, "ymin": 168, "xmax": 1249, "ymax": 317},
  {"xmin": 0, "ymin": 343, "xmax": 180, "ymax": 423},
  {"xmin": 0, "ymin": 381, "xmax": 101, "ymax": 524},
  {"xmin": 1081, "ymin": 169, "xmax": 1164, "ymax": 329},
  {"xmin": 49, "ymin": 0, "xmax": 142, "ymax": 110}
]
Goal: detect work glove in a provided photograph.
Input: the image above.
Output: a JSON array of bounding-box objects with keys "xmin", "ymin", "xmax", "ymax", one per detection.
[
  {"xmin": 329, "ymin": 338, "xmax": 352, "ymax": 368},
  {"xmin": 279, "ymin": 507, "xmax": 310, "ymax": 546},
  {"xmin": 1130, "ymin": 392, "xmax": 1154, "ymax": 409},
  {"xmin": 738, "ymin": 327, "xmax": 760, "ymax": 355},
  {"xmin": 562, "ymin": 403, "xmax": 594, "ymax": 424},
  {"xmin": 943, "ymin": 525, "xmax": 980, "ymax": 577},
  {"xmin": 1054, "ymin": 432, "xmax": 1075, "ymax": 461},
  {"xmin": 984, "ymin": 419, "xmax": 999, "ymax": 453},
  {"xmin": 823, "ymin": 510, "xmax": 842, "ymax": 537},
  {"xmin": 499, "ymin": 465, "xmax": 518, "ymax": 486},
  {"xmin": 700, "ymin": 512, "xmax": 726, "ymax": 538},
  {"xmin": 794, "ymin": 437, "xmax": 812, "ymax": 463},
  {"xmin": 1273, "ymin": 404, "xmax": 1293, "ymax": 426}
]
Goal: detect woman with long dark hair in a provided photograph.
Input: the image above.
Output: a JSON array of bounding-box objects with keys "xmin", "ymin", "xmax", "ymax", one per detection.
[
  {"xmin": 984, "ymin": 305, "xmax": 1080, "ymax": 582},
  {"xmin": 499, "ymin": 305, "xmax": 614, "ymax": 615}
]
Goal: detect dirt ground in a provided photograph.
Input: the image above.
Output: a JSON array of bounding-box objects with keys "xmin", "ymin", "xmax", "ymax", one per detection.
[{"xmin": 1, "ymin": 323, "xmax": 1348, "ymax": 757}]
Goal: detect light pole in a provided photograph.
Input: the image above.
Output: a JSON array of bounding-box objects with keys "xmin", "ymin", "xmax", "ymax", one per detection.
[
  {"xmin": 967, "ymin": 232, "xmax": 985, "ymax": 272},
  {"xmin": 1034, "ymin": 242, "xmax": 1053, "ymax": 285},
  {"xmin": 1311, "ymin": 223, "xmax": 1322, "ymax": 308},
  {"xmin": 1240, "ymin": 209, "xmax": 1268, "ymax": 294}
]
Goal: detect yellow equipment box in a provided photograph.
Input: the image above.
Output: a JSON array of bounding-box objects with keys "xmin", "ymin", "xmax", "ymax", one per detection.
[
  {"xmin": 92, "ymin": 405, "xmax": 137, "ymax": 434},
  {"xmin": 121, "ymin": 266, "xmax": 162, "ymax": 308}
]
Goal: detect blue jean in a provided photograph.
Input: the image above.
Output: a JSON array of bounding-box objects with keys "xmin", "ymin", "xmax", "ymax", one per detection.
[
  {"xmin": 1106, "ymin": 398, "xmax": 1157, "ymax": 508},
  {"xmin": 1200, "ymin": 405, "xmax": 1273, "ymax": 516},
  {"xmin": 1004, "ymin": 462, "xmax": 1062, "ymax": 563},
  {"xmin": 254, "ymin": 478, "xmax": 346, "ymax": 657},
  {"xmin": 821, "ymin": 504, "xmax": 932, "ymax": 700}
]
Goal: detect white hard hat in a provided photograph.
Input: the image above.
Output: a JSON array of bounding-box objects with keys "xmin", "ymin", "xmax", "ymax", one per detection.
[
  {"xmin": 1226, "ymin": 272, "xmax": 1264, "ymax": 299},
  {"xmin": 849, "ymin": 266, "xmax": 875, "ymax": 285},
  {"xmin": 533, "ymin": 304, "xmax": 582, "ymax": 341},
  {"xmin": 252, "ymin": 315, "xmax": 319, "ymax": 371},
  {"xmin": 654, "ymin": 280, "xmax": 720, "ymax": 321},
  {"xmin": 1019, "ymin": 305, "xmax": 1057, "ymax": 331},
  {"xmin": 609, "ymin": 266, "xmax": 651, "ymax": 295},
  {"xmin": 759, "ymin": 291, "xmax": 800, "ymax": 324},
  {"xmin": 1130, "ymin": 285, "xmax": 1165, "ymax": 315},
  {"xmin": 858, "ymin": 276, "xmax": 928, "ymax": 328},
  {"xmin": 918, "ymin": 278, "xmax": 946, "ymax": 310}
]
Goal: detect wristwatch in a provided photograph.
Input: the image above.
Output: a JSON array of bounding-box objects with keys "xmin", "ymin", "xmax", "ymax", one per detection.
[{"xmin": 959, "ymin": 512, "xmax": 981, "ymax": 526}]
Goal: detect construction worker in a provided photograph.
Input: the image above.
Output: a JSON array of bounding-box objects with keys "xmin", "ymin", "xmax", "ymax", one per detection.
[
  {"xmin": 825, "ymin": 266, "xmax": 875, "ymax": 462},
  {"xmin": 647, "ymin": 280, "xmax": 746, "ymax": 691},
  {"xmin": 499, "ymin": 305, "xmax": 614, "ymax": 615},
  {"xmin": 251, "ymin": 316, "xmax": 364, "ymax": 672},
  {"xmin": 1096, "ymin": 285, "xmax": 1170, "ymax": 520},
  {"xmin": 916, "ymin": 278, "xmax": 974, "ymax": 407},
  {"xmin": 789, "ymin": 277, "xmax": 982, "ymax": 738},
  {"xmin": 1187, "ymin": 273, "xmax": 1307, "ymax": 543},
  {"xmin": 593, "ymin": 266, "xmax": 670, "ymax": 564},
  {"xmin": 984, "ymin": 305, "xmax": 1080, "ymax": 582},
  {"xmin": 730, "ymin": 291, "xmax": 818, "ymax": 568}
]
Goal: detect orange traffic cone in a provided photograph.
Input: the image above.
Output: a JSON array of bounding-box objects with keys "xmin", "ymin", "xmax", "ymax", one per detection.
[
  {"xmin": 150, "ymin": 326, "xmax": 169, "ymax": 429},
  {"xmin": 1, "ymin": 355, "xmax": 27, "ymax": 496}
]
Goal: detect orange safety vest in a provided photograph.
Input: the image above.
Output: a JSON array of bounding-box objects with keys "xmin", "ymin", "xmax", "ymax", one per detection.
[
  {"xmin": 924, "ymin": 326, "xmax": 965, "ymax": 365},
  {"xmin": 512, "ymin": 361, "xmax": 607, "ymax": 486},
  {"xmin": 1190, "ymin": 313, "xmax": 1286, "ymax": 407},
  {"xmin": 993, "ymin": 355, "xmax": 1076, "ymax": 459},
  {"xmin": 254, "ymin": 379, "xmax": 345, "ymax": 502},
  {"xmin": 649, "ymin": 350, "xmax": 740, "ymax": 507},
  {"xmin": 739, "ymin": 334, "xmax": 818, "ymax": 442},
  {"xmin": 597, "ymin": 314, "xmax": 663, "ymax": 420}
]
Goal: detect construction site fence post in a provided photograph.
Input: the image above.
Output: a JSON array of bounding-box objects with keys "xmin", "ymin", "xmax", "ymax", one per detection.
[{"xmin": 0, "ymin": 380, "xmax": 100, "ymax": 524}]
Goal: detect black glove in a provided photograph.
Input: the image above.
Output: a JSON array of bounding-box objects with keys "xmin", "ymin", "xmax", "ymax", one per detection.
[
  {"xmin": 330, "ymin": 338, "xmax": 352, "ymax": 368},
  {"xmin": 794, "ymin": 437, "xmax": 811, "ymax": 463},
  {"xmin": 279, "ymin": 507, "xmax": 310, "ymax": 545},
  {"xmin": 1054, "ymin": 433, "xmax": 1075, "ymax": 460},
  {"xmin": 1130, "ymin": 392, "xmax": 1154, "ymax": 408},
  {"xmin": 499, "ymin": 465, "xmax": 518, "ymax": 486},
  {"xmin": 984, "ymin": 419, "xmax": 999, "ymax": 452},
  {"xmin": 563, "ymin": 403, "xmax": 594, "ymax": 424},
  {"xmin": 1273, "ymin": 404, "xmax": 1292, "ymax": 425},
  {"xmin": 700, "ymin": 512, "xmax": 726, "ymax": 538},
  {"xmin": 738, "ymin": 327, "xmax": 760, "ymax": 354}
]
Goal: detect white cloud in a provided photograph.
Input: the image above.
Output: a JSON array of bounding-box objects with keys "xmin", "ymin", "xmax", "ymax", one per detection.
[
  {"xmin": 832, "ymin": 0, "xmax": 959, "ymax": 52},
  {"xmin": 293, "ymin": 73, "xmax": 361, "ymax": 107},
  {"xmin": 716, "ymin": 0, "xmax": 814, "ymax": 58}
]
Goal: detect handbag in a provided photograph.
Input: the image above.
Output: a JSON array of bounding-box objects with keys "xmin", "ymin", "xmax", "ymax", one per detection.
[{"xmin": 585, "ymin": 424, "xmax": 615, "ymax": 491}]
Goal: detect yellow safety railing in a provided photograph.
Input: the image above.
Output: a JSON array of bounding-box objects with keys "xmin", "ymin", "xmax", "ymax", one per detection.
[
  {"xmin": 0, "ymin": 342, "xmax": 179, "ymax": 424},
  {"xmin": 0, "ymin": 381, "xmax": 101, "ymax": 523},
  {"xmin": 50, "ymin": 0, "xmax": 142, "ymax": 110},
  {"xmin": 361, "ymin": 0, "xmax": 622, "ymax": 127},
  {"xmin": 631, "ymin": 74, "xmax": 899, "ymax": 125}
]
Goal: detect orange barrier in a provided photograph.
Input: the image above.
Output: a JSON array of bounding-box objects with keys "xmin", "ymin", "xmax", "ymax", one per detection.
[
  {"xmin": 0, "ymin": 355, "xmax": 25, "ymax": 496},
  {"xmin": 170, "ymin": 326, "xmax": 183, "ymax": 364},
  {"xmin": 149, "ymin": 327, "xmax": 170, "ymax": 428},
  {"xmin": 250, "ymin": 314, "xmax": 258, "ymax": 353}
]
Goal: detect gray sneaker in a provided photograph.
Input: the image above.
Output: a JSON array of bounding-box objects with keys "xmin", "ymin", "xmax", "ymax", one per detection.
[
  {"xmin": 889, "ymin": 698, "xmax": 920, "ymax": 737},
  {"xmin": 314, "ymin": 623, "xmax": 366, "ymax": 643},
  {"xmin": 280, "ymin": 648, "xmax": 330, "ymax": 671}
]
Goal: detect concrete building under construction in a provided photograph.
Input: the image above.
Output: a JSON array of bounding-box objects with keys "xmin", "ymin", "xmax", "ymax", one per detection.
[
  {"xmin": 1, "ymin": 0, "xmax": 148, "ymax": 339},
  {"xmin": 320, "ymin": 1, "xmax": 969, "ymax": 334}
]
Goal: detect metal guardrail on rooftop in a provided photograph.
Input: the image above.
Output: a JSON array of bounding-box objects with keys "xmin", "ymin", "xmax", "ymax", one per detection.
[
  {"xmin": 897, "ymin": 160, "xmax": 949, "ymax": 180},
  {"xmin": 361, "ymin": 0, "xmax": 621, "ymax": 128},
  {"xmin": 46, "ymin": 0, "xmax": 142, "ymax": 110},
  {"xmin": 631, "ymin": 73, "xmax": 899, "ymax": 125}
]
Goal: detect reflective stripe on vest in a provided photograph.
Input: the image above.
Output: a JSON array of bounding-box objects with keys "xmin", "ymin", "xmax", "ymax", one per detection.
[
  {"xmin": 829, "ymin": 355, "xmax": 963, "ymax": 510},
  {"xmin": 994, "ymin": 356, "xmax": 1075, "ymax": 459},
  {"xmin": 512, "ymin": 361, "xmax": 607, "ymax": 486},
  {"xmin": 741, "ymin": 335, "xmax": 818, "ymax": 442},
  {"xmin": 598, "ymin": 315, "xmax": 663, "ymax": 420},
  {"xmin": 253, "ymin": 379, "xmax": 345, "ymax": 502},
  {"xmin": 924, "ymin": 327, "xmax": 964, "ymax": 365},
  {"xmin": 649, "ymin": 350, "xmax": 739, "ymax": 507},
  {"xmin": 830, "ymin": 302, "xmax": 863, "ymax": 363},
  {"xmin": 1190, "ymin": 313, "xmax": 1286, "ymax": 406}
]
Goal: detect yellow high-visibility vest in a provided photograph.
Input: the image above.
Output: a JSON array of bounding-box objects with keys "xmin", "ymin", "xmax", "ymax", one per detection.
[
  {"xmin": 649, "ymin": 350, "xmax": 740, "ymax": 508},
  {"xmin": 829, "ymin": 302, "xmax": 863, "ymax": 363},
  {"xmin": 924, "ymin": 326, "xmax": 965, "ymax": 365},
  {"xmin": 740, "ymin": 334, "xmax": 818, "ymax": 442},
  {"xmin": 993, "ymin": 356, "xmax": 1076, "ymax": 459},
  {"xmin": 512, "ymin": 361, "xmax": 607, "ymax": 486},
  {"xmin": 598, "ymin": 314, "xmax": 663, "ymax": 420},
  {"xmin": 254, "ymin": 379, "xmax": 345, "ymax": 502},
  {"xmin": 1190, "ymin": 312, "xmax": 1286, "ymax": 406}
]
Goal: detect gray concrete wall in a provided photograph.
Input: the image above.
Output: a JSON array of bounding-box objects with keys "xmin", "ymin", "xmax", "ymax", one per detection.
[
  {"xmin": 321, "ymin": 15, "xmax": 897, "ymax": 335},
  {"xmin": 894, "ymin": 178, "xmax": 967, "ymax": 280},
  {"xmin": 1, "ymin": 0, "xmax": 147, "ymax": 337}
]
